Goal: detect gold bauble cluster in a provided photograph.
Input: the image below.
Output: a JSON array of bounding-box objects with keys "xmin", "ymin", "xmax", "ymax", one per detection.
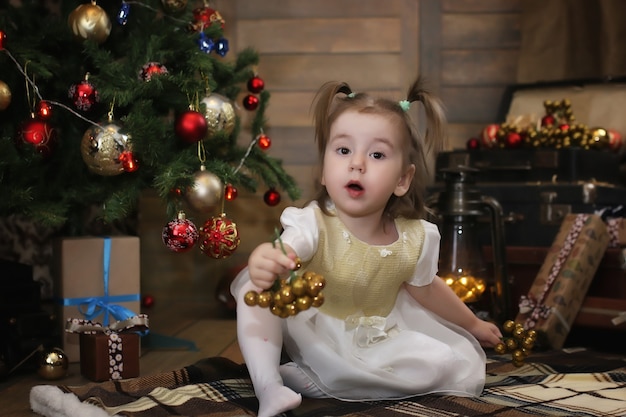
[
  {"xmin": 244, "ymin": 259, "xmax": 325, "ymax": 318},
  {"xmin": 493, "ymin": 99, "xmax": 612, "ymax": 150},
  {"xmin": 494, "ymin": 320, "xmax": 537, "ymax": 367}
]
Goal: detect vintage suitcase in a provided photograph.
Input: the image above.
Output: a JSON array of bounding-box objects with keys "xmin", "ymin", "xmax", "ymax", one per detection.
[
  {"xmin": 427, "ymin": 177, "xmax": 626, "ymax": 247},
  {"xmin": 436, "ymin": 148, "xmax": 625, "ymax": 186}
]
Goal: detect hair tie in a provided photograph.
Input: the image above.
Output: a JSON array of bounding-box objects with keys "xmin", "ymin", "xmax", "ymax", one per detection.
[
  {"xmin": 398, "ymin": 100, "xmax": 410, "ymax": 112},
  {"xmin": 347, "ymin": 92, "xmax": 355, "ymax": 98}
]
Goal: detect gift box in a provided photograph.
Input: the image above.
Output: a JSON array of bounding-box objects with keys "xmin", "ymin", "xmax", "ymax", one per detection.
[
  {"xmin": 606, "ymin": 217, "xmax": 626, "ymax": 247},
  {"xmin": 515, "ymin": 213, "xmax": 610, "ymax": 349},
  {"xmin": 66, "ymin": 315, "xmax": 148, "ymax": 381},
  {"xmin": 53, "ymin": 236, "xmax": 140, "ymax": 362}
]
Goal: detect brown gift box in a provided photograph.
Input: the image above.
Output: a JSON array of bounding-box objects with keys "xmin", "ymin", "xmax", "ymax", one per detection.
[
  {"xmin": 53, "ymin": 236, "xmax": 140, "ymax": 362},
  {"xmin": 80, "ymin": 332, "xmax": 140, "ymax": 381},
  {"xmin": 515, "ymin": 214, "xmax": 610, "ymax": 349}
]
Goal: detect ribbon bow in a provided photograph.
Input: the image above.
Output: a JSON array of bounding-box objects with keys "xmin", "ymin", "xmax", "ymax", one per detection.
[
  {"xmin": 518, "ymin": 295, "xmax": 551, "ymax": 318},
  {"xmin": 345, "ymin": 315, "xmax": 398, "ymax": 348},
  {"xmin": 65, "ymin": 314, "xmax": 149, "ymax": 336}
]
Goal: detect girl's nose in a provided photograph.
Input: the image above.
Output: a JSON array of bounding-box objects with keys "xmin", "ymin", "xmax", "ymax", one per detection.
[{"xmin": 349, "ymin": 156, "xmax": 364, "ymax": 172}]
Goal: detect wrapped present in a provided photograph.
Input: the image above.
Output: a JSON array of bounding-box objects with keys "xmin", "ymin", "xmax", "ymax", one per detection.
[
  {"xmin": 606, "ymin": 217, "xmax": 626, "ymax": 247},
  {"xmin": 515, "ymin": 213, "xmax": 610, "ymax": 349},
  {"xmin": 66, "ymin": 315, "xmax": 148, "ymax": 381},
  {"xmin": 53, "ymin": 236, "xmax": 140, "ymax": 362}
]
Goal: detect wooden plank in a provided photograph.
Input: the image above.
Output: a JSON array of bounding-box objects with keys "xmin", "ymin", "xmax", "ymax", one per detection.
[
  {"xmin": 419, "ymin": 0, "xmax": 443, "ymax": 93},
  {"xmin": 237, "ymin": 18, "xmax": 401, "ymax": 54},
  {"xmin": 252, "ymin": 54, "xmax": 405, "ymax": 91},
  {"xmin": 236, "ymin": 0, "xmax": 404, "ymax": 19},
  {"xmin": 442, "ymin": 50, "xmax": 519, "ymax": 85},
  {"xmin": 400, "ymin": 0, "xmax": 420, "ymax": 87},
  {"xmin": 264, "ymin": 126, "xmax": 317, "ymax": 165},
  {"xmin": 442, "ymin": 14, "xmax": 521, "ymax": 49},
  {"xmin": 442, "ymin": 0, "xmax": 522, "ymax": 13},
  {"xmin": 441, "ymin": 86, "xmax": 508, "ymax": 123}
]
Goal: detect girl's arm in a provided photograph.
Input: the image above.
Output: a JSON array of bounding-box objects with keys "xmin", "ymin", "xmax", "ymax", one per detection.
[{"xmin": 404, "ymin": 278, "xmax": 502, "ymax": 347}]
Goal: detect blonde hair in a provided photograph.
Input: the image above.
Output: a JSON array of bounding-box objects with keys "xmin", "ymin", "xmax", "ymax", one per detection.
[{"xmin": 311, "ymin": 77, "xmax": 447, "ymax": 219}]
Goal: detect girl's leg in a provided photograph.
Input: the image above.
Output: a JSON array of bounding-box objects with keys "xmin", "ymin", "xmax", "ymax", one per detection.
[{"xmin": 235, "ymin": 279, "xmax": 301, "ymax": 417}]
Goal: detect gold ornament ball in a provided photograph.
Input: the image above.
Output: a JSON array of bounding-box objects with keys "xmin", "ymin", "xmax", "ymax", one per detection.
[
  {"xmin": 161, "ymin": 0, "xmax": 187, "ymax": 13},
  {"xmin": 200, "ymin": 93, "xmax": 236, "ymax": 139},
  {"xmin": 68, "ymin": 3, "xmax": 112, "ymax": 44},
  {"xmin": 186, "ymin": 168, "xmax": 223, "ymax": 213},
  {"xmin": 0, "ymin": 80, "xmax": 11, "ymax": 111},
  {"xmin": 81, "ymin": 122, "xmax": 132, "ymax": 176},
  {"xmin": 38, "ymin": 348, "xmax": 69, "ymax": 380}
]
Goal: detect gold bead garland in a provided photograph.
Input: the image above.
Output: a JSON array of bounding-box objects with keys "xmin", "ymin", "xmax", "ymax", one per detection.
[{"xmin": 494, "ymin": 320, "xmax": 537, "ymax": 367}]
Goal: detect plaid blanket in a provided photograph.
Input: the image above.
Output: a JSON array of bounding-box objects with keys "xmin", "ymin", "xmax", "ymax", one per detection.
[{"xmin": 30, "ymin": 349, "xmax": 626, "ymax": 417}]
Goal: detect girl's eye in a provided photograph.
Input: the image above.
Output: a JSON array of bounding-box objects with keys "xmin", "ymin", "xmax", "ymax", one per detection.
[
  {"xmin": 337, "ymin": 147, "xmax": 350, "ymax": 155},
  {"xmin": 370, "ymin": 151, "xmax": 385, "ymax": 159}
]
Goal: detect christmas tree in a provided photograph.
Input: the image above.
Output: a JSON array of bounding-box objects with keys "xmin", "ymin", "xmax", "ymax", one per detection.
[{"xmin": 0, "ymin": 0, "xmax": 300, "ymax": 244}]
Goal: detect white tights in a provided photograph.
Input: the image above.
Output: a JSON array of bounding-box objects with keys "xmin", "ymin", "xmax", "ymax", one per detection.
[{"xmin": 236, "ymin": 280, "xmax": 302, "ymax": 417}]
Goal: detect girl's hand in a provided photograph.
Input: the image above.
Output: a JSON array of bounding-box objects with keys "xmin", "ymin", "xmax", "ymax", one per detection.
[
  {"xmin": 247, "ymin": 242, "xmax": 298, "ymax": 290},
  {"xmin": 468, "ymin": 320, "xmax": 503, "ymax": 348}
]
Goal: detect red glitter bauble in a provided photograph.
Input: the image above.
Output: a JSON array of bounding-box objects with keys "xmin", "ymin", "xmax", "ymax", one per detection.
[
  {"xmin": 162, "ymin": 211, "xmax": 199, "ymax": 253},
  {"xmin": 175, "ymin": 110, "xmax": 208, "ymax": 143},
  {"xmin": 242, "ymin": 94, "xmax": 259, "ymax": 111},
  {"xmin": 15, "ymin": 118, "xmax": 58, "ymax": 157},
  {"xmin": 68, "ymin": 79, "xmax": 99, "ymax": 111},
  {"xmin": 192, "ymin": 6, "xmax": 225, "ymax": 30},
  {"xmin": 199, "ymin": 214, "xmax": 240, "ymax": 259},
  {"xmin": 247, "ymin": 76, "xmax": 265, "ymax": 94},
  {"xmin": 263, "ymin": 188, "xmax": 281, "ymax": 207},
  {"xmin": 139, "ymin": 62, "xmax": 168, "ymax": 82},
  {"xmin": 466, "ymin": 137, "xmax": 480, "ymax": 150},
  {"xmin": 257, "ymin": 133, "xmax": 271, "ymax": 150},
  {"xmin": 36, "ymin": 101, "xmax": 53, "ymax": 120},
  {"xmin": 0, "ymin": 30, "xmax": 6, "ymax": 50},
  {"xmin": 224, "ymin": 183, "xmax": 238, "ymax": 201}
]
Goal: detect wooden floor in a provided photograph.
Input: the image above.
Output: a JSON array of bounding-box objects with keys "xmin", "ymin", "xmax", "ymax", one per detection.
[{"xmin": 0, "ymin": 296, "xmax": 243, "ymax": 417}]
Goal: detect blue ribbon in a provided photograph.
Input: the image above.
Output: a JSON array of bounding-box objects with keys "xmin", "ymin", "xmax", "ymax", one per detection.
[{"xmin": 59, "ymin": 237, "xmax": 140, "ymax": 326}]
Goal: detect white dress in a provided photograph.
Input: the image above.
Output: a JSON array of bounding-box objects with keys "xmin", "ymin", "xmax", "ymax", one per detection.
[{"xmin": 231, "ymin": 202, "xmax": 486, "ymax": 401}]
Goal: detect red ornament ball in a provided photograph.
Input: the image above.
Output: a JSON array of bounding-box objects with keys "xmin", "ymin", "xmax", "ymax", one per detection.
[
  {"xmin": 257, "ymin": 133, "xmax": 271, "ymax": 150},
  {"xmin": 505, "ymin": 132, "xmax": 523, "ymax": 148},
  {"xmin": 139, "ymin": 62, "xmax": 168, "ymax": 82},
  {"xmin": 481, "ymin": 124, "xmax": 499, "ymax": 148},
  {"xmin": 15, "ymin": 118, "xmax": 58, "ymax": 157},
  {"xmin": 68, "ymin": 79, "xmax": 99, "ymax": 111},
  {"xmin": 224, "ymin": 183, "xmax": 238, "ymax": 201},
  {"xmin": 466, "ymin": 137, "xmax": 480, "ymax": 150},
  {"xmin": 199, "ymin": 214, "xmax": 240, "ymax": 259},
  {"xmin": 119, "ymin": 151, "xmax": 139, "ymax": 172},
  {"xmin": 247, "ymin": 76, "xmax": 265, "ymax": 94},
  {"xmin": 608, "ymin": 129, "xmax": 623, "ymax": 152},
  {"xmin": 141, "ymin": 294, "xmax": 155, "ymax": 308},
  {"xmin": 175, "ymin": 110, "xmax": 208, "ymax": 143},
  {"xmin": 191, "ymin": 6, "xmax": 225, "ymax": 30},
  {"xmin": 36, "ymin": 101, "xmax": 53, "ymax": 120},
  {"xmin": 264, "ymin": 188, "xmax": 281, "ymax": 206},
  {"xmin": 541, "ymin": 114, "xmax": 555, "ymax": 127},
  {"xmin": 162, "ymin": 211, "xmax": 199, "ymax": 253},
  {"xmin": 243, "ymin": 94, "xmax": 259, "ymax": 111},
  {"xmin": 0, "ymin": 30, "xmax": 6, "ymax": 50}
]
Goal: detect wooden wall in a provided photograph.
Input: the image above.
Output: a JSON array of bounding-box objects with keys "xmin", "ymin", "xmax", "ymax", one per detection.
[{"xmin": 139, "ymin": 0, "xmax": 524, "ymax": 303}]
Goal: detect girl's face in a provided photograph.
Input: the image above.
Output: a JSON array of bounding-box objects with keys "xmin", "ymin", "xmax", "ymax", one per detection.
[{"xmin": 321, "ymin": 110, "xmax": 415, "ymax": 219}]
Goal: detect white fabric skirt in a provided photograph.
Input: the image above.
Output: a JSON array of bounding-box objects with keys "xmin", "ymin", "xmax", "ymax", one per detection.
[{"xmin": 281, "ymin": 287, "xmax": 487, "ymax": 401}]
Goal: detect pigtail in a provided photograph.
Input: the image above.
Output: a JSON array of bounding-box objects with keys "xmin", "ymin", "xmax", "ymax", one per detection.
[
  {"xmin": 406, "ymin": 77, "xmax": 447, "ymax": 155},
  {"xmin": 312, "ymin": 81, "xmax": 353, "ymax": 157}
]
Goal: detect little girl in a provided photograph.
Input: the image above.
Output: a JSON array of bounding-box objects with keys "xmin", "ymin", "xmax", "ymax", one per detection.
[{"xmin": 231, "ymin": 77, "xmax": 503, "ymax": 417}]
